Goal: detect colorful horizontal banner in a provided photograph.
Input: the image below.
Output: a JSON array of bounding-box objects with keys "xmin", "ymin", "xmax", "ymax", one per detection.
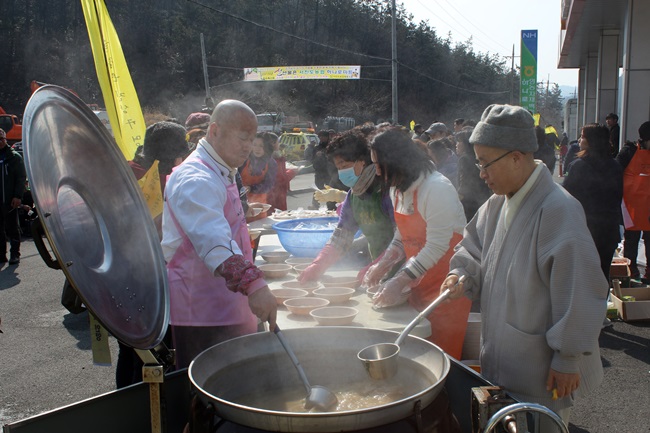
[{"xmin": 243, "ymin": 65, "xmax": 360, "ymax": 81}]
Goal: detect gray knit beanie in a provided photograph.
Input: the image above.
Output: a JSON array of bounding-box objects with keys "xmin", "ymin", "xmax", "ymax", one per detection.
[{"xmin": 469, "ymin": 104, "xmax": 538, "ymax": 152}]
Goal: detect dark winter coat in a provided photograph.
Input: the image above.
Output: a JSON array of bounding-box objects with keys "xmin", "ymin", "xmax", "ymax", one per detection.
[
  {"xmin": 615, "ymin": 140, "xmax": 638, "ymax": 170},
  {"xmin": 563, "ymin": 155, "xmax": 623, "ymax": 249},
  {"xmin": 456, "ymin": 153, "xmax": 491, "ymax": 221},
  {"xmin": 0, "ymin": 146, "xmax": 26, "ymax": 206}
]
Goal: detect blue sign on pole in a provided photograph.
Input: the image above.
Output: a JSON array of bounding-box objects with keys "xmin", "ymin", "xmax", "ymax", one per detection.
[{"xmin": 520, "ymin": 30, "xmax": 538, "ymax": 113}]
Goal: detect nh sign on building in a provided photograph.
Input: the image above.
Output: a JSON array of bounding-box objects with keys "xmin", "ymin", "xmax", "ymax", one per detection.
[{"xmin": 520, "ymin": 30, "xmax": 538, "ymax": 113}]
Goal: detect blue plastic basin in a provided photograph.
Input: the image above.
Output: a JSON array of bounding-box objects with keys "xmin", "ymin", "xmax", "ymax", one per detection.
[{"xmin": 272, "ymin": 217, "xmax": 339, "ymax": 257}]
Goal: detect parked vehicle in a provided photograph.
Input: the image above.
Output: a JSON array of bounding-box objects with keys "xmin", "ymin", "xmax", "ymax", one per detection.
[
  {"xmin": 278, "ymin": 131, "xmax": 318, "ymax": 161},
  {"xmin": 93, "ymin": 110, "xmax": 114, "ymax": 137},
  {"xmin": 282, "ymin": 122, "xmax": 315, "ymax": 132},
  {"xmin": 256, "ymin": 112, "xmax": 284, "ymax": 133},
  {"xmin": 282, "ymin": 115, "xmax": 314, "ymax": 132},
  {"xmin": 563, "ymin": 98, "xmax": 578, "ymax": 141},
  {"xmin": 321, "ymin": 116, "xmax": 355, "ymax": 132},
  {"xmin": 0, "ymin": 107, "xmax": 22, "ymax": 145}
]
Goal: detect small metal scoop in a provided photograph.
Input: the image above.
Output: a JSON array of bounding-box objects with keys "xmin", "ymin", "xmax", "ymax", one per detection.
[
  {"xmin": 274, "ymin": 326, "xmax": 338, "ymax": 411},
  {"xmin": 357, "ymin": 276, "xmax": 465, "ymax": 380}
]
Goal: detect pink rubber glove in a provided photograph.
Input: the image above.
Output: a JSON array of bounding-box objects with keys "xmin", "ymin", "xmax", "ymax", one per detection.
[
  {"xmin": 297, "ymin": 244, "xmax": 341, "ymax": 282},
  {"xmin": 361, "ymin": 242, "xmax": 406, "ymax": 288},
  {"xmin": 356, "ymin": 255, "xmax": 382, "ymax": 283}
]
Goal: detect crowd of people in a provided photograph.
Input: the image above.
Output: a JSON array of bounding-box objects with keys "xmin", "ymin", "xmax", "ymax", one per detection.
[{"xmin": 4, "ymin": 98, "xmax": 649, "ymax": 432}]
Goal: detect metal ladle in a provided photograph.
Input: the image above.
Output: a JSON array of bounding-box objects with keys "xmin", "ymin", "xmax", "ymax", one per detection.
[
  {"xmin": 274, "ymin": 326, "xmax": 338, "ymax": 411},
  {"xmin": 357, "ymin": 276, "xmax": 465, "ymax": 380}
]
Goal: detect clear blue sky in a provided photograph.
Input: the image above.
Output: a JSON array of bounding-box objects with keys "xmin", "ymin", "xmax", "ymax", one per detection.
[{"xmin": 399, "ymin": 0, "xmax": 579, "ymax": 89}]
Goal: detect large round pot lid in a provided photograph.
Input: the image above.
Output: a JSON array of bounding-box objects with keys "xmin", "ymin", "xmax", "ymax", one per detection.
[{"xmin": 22, "ymin": 85, "xmax": 169, "ymax": 350}]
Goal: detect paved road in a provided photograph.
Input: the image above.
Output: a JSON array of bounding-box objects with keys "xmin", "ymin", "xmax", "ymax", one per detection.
[{"xmin": 0, "ymin": 172, "xmax": 648, "ymax": 432}]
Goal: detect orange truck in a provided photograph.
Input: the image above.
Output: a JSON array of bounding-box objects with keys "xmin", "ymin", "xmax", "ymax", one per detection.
[
  {"xmin": 0, "ymin": 80, "xmax": 48, "ymax": 145},
  {"xmin": 0, "ymin": 106, "xmax": 22, "ymax": 145}
]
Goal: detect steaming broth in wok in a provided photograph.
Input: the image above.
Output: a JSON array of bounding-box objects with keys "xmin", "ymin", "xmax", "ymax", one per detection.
[
  {"xmin": 234, "ymin": 379, "xmax": 422, "ymax": 412},
  {"xmin": 205, "ymin": 356, "xmax": 436, "ymax": 413}
]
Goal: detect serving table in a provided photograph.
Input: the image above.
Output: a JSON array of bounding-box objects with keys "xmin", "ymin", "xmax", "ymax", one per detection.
[{"xmin": 250, "ymin": 217, "xmax": 432, "ymax": 339}]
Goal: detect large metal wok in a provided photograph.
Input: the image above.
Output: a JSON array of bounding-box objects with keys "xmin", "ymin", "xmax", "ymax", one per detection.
[{"xmin": 190, "ymin": 326, "xmax": 450, "ymax": 432}]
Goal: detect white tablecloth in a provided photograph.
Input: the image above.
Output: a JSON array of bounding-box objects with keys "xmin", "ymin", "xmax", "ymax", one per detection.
[{"xmin": 252, "ymin": 220, "xmax": 431, "ymax": 339}]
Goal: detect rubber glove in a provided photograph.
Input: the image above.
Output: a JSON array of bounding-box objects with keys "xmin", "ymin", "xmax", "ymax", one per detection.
[
  {"xmin": 373, "ymin": 268, "xmax": 424, "ymax": 308},
  {"xmin": 297, "ymin": 244, "xmax": 341, "ymax": 282},
  {"xmin": 314, "ymin": 187, "xmax": 347, "ymax": 204},
  {"xmin": 361, "ymin": 242, "xmax": 406, "ymax": 288}
]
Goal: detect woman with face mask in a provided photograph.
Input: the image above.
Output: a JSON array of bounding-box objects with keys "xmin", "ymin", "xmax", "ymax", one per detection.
[{"xmin": 298, "ymin": 127, "xmax": 396, "ymax": 282}]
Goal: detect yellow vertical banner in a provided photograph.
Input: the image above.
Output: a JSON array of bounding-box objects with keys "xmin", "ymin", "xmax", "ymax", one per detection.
[{"xmin": 81, "ymin": 0, "xmax": 163, "ymax": 217}]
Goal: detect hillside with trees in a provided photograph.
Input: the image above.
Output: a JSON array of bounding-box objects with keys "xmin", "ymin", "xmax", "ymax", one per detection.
[{"xmin": 0, "ymin": 0, "xmax": 562, "ymax": 128}]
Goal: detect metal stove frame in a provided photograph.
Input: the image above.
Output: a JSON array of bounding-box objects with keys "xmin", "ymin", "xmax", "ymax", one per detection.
[{"xmin": 3, "ymin": 359, "xmax": 497, "ymax": 433}]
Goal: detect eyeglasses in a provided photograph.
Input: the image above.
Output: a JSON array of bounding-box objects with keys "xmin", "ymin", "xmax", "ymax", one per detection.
[{"xmin": 475, "ymin": 150, "xmax": 513, "ymax": 172}]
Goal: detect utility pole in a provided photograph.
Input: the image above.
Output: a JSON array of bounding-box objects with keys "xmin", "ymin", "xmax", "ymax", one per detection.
[
  {"xmin": 391, "ymin": 0, "xmax": 398, "ymax": 124},
  {"xmin": 510, "ymin": 44, "xmax": 515, "ymax": 104},
  {"xmin": 504, "ymin": 44, "xmax": 520, "ymax": 105},
  {"xmin": 200, "ymin": 33, "xmax": 213, "ymax": 109}
]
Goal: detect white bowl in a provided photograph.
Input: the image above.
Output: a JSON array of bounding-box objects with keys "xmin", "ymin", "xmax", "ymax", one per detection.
[
  {"xmin": 260, "ymin": 251, "xmax": 291, "ymax": 263},
  {"xmin": 365, "ymin": 285, "xmax": 380, "ymax": 298},
  {"xmin": 248, "ymin": 229, "xmax": 263, "ymax": 241},
  {"xmin": 312, "ymin": 287, "xmax": 356, "ymax": 304},
  {"xmin": 365, "ymin": 285, "xmax": 410, "ymax": 306},
  {"xmin": 258, "ymin": 263, "xmax": 292, "ymax": 279},
  {"xmin": 310, "ymin": 306, "xmax": 359, "ymax": 326},
  {"xmin": 285, "ymin": 257, "xmax": 314, "ymax": 266},
  {"xmin": 270, "ymin": 288, "xmax": 309, "ymax": 305},
  {"xmin": 283, "ymin": 297, "xmax": 330, "ymax": 315},
  {"xmin": 250, "ymin": 202, "xmax": 272, "ymax": 213},
  {"xmin": 292, "ymin": 263, "xmax": 311, "ymax": 274},
  {"xmin": 280, "ymin": 280, "xmax": 320, "ymax": 293},
  {"xmin": 320, "ymin": 275, "xmax": 360, "ymax": 289}
]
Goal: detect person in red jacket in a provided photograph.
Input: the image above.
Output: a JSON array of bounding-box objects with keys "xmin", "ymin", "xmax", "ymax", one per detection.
[
  {"xmin": 265, "ymin": 132, "xmax": 297, "ymax": 212},
  {"xmin": 239, "ymin": 133, "xmax": 277, "ymax": 205},
  {"xmin": 616, "ymin": 121, "xmax": 650, "ymax": 279}
]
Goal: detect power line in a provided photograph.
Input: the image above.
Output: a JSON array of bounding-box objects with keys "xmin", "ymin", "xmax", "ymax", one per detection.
[
  {"xmin": 397, "ymin": 61, "xmax": 509, "ymax": 95},
  {"xmin": 189, "ymin": 0, "xmax": 508, "ymax": 95},
  {"xmin": 430, "ymin": 0, "xmax": 512, "ymax": 53},
  {"xmin": 411, "ymin": 0, "xmax": 504, "ymax": 55},
  {"xmin": 207, "ymin": 65, "xmax": 245, "ymax": 71},
  {"xmin": 187, "ymin": 0, "xmax": 390, "ymax": 62}
]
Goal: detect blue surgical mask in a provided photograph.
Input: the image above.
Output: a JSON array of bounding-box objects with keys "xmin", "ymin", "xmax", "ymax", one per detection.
[{"xmin": 338, "ymin": 165, "xmax": 360, "ymax": 188}]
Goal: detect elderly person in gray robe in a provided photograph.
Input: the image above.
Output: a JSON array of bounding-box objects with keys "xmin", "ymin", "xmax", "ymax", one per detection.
[{"xmin": 441, "ymin": 104, "xmax": 607, "ymax": 428}]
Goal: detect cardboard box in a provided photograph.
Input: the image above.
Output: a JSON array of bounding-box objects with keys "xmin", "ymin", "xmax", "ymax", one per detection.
[
  {"xmin": 610, "ymin": 286, "xmax": 650, "ymax": 321},
  {"xmin": 610, "ymin": 258, "xmax": 630, "ymax": 277}
]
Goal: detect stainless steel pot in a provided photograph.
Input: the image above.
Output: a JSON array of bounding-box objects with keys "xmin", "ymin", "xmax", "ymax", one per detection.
[
  {"xmin": 189, "ymin": 327, "xmax": 449, "ymax": 432},
  {"xmin": 23, "ymin": 85, "xmax": 169, "ymax": 350}
]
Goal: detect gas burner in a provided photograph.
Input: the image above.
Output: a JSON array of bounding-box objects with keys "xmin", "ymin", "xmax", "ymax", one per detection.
[{"xmin": 190, "ymin": 390, "xmax": 461, "ymax": 433}]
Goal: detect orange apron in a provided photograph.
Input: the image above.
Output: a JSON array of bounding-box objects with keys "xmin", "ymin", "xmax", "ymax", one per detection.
[
  {"xmin": 394, "ymin": 190, "xmax": 471, "ymax": 359},
  {"xmin": 240, "ymin": 159, "xmax": 269, "ymax": 204},
  {"xmin": 622, "ymin": 145, "xmax": 650, "ymax": 230}
]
